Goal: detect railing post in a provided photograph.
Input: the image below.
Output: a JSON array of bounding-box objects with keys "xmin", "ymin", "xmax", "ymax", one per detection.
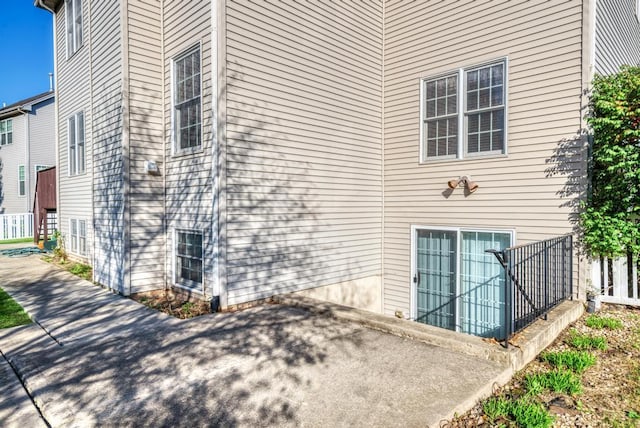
[
  {"xmin": 504, "ymin": 249, "xmax": 511, "ymax": 348},
  {"xmin": 544, "ymin": 240, "xmax": 549, "ymax": 320}
]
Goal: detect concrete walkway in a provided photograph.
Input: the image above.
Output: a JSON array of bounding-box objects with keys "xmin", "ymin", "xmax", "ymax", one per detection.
[{"xmin": 0, "ymin": 254, "xmax": 516, "ymax": 427}]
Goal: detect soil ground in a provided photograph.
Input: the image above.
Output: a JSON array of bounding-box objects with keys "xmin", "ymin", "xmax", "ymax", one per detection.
[
  {"xmin": 130, "ymin": 290, "xmax": 212, "ymax": 319},
  {"xmin": 446, "ymin": 304, "xmax": 640, "ymax": 427}
]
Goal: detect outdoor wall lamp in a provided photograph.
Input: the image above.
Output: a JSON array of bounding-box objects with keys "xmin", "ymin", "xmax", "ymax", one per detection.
[{"xmin": 447, "ymin": 175, "xmax": 479, "ymax": 193}]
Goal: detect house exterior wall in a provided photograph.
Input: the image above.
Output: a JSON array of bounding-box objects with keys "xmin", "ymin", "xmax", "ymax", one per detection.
[
  {"xmin": 223, "ymin": 0, "xmax": 384, "ymax": 308},
  {"xmin": 595, "ymin": 0, "xmax": 640, "ymax": 75},
  {"xmin": 91, "ymin": 1, "xmax": 125, "ymax": 291},
  {"xmin": 0, "ymin": 114, "xmax": 28, "ymax": 214},
  {"xmin": 126, "ymin": 0, "xmax": 165, "ymax": 293},
  {"xmin": 382, "ymin": 0, "xmax": 586, "ymax": 317},
  {"xmin": 28, "ymin": 97, "xmax": 56, "ymax": 208},
  {"xmin": 55, "ymin": 0, "xmax": 94, "ymax": 262},
  {"xmin": 163, "ymin": 0, "xmax": 216, "ymax": 298}
]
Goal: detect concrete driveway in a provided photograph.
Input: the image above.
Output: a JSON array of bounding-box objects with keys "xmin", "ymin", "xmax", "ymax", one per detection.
[{"xmin": 0, "ymin": 254, "xmax": 510, "ymax": 427}]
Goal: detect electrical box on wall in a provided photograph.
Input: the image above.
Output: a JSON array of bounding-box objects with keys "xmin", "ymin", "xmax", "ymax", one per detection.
[{"xmin": 144, "ymin": 160, "xmax": 159, "ymax": 175}]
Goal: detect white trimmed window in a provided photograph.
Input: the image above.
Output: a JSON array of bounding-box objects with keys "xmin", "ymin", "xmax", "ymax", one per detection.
[
  {"xmin": 637, "ymin": 0, "xmax": 640, "ymax": 21},
  {"xmin": 0, "ymin": 119, "xmax": 12, "ymax": 145},
  {"xmin": 173, "ymin": 46, "xmax": 202, "ymax": 152},
  {"xmin": 175, "ymin": 230, "xmax": 203, "ymax": 288},
  {"xmin": 68, "ymin": 111, "xmax": 85, "ymax": 175},
  {"xmin": 18, "ymin": 165, "xmax": 26, "ymax": 197},
  {"xmin": 421, "ymin": 60, "xmax": 506, "ymax": 161},
  {"xmin": 69, "ymin": 219, "xmax": 87, "ymax": 256},
  {"xmin": 65, "ymin": 0, "xmax": 83, "ymax": 57}
]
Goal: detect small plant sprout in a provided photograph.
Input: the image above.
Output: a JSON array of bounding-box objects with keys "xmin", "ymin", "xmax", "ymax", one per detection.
[{"xmin": 585, "ymin": 314, "xmax": 623, "ymax": 330}]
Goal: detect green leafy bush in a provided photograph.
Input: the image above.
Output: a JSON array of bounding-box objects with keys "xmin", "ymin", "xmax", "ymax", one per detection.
[{"xmin": 581, "ymin": 65, "xmax": 640, "ymax": 257}]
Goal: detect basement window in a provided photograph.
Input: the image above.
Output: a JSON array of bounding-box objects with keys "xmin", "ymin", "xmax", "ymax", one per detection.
[{"xmin": 175, "ymin": 229, "xmax": 203, "ymax": 288}]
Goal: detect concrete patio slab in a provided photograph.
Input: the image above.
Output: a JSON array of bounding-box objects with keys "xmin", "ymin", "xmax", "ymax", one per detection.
[{"xmin": 0, "ymin": 253, "xmax": 576, "ymax": 427}]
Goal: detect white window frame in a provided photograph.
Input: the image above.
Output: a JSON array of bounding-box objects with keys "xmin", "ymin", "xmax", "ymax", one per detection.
[
  {"xmin": 68, "ymin": 111, "xmax": 85, "ymax": 176},
  {"xmin": 0, "ymin": 118, "xmax": 12, "ymax": 146},
  {"xmin": 68, "ymin": 218, "xmax": 87, "ymax": 256},
  {"xmin": 420, "ymin": 58, "xmax": 508, "ymax": 163},
  {"xmin": 18, "ymin": 165, "xmax": 26, "ymax": 197},
  {"xmin": 173, "ymin": 228, "xmax": 205, "ymax": 290},
  {"xmin": 171, "ymin": 44, "xmax": 203, "ymax": 155},
  {"xmin": 409, "ymin": 225, "xmax": 515, "ymax": 327},
  {"xmin": 637, "ymin": 0, "xmax": 640, "ymax": 21},
  {"xmin": 65, "ymin": 0, "xmax": 83, "ymax": 58}
]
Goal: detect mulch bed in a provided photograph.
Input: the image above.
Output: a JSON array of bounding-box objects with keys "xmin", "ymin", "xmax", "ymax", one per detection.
[
  {"xmin": 445, "ymin": 304, "xmax": 640, "ymax": 427},
  {"xmin": 130, "ymin": 290, "xmax": 212, "ymax": 319}
]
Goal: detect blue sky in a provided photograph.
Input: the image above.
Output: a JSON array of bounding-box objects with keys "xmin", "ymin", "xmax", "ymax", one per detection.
[{"xmin": 0, "ymin": 1, "xmax": 54, "ymax": 106}]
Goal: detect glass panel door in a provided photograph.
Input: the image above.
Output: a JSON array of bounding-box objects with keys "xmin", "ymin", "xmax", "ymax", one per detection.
[
  {"xmin": 416, "ymin": 230, "xmax": 457, "ymax": 330},
  {"xmin": 460, "ymin": 231, "xmax": 511, "ymax": 338}
]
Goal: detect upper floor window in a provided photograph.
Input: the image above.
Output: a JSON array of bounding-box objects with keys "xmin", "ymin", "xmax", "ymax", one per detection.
[
  {"xmin": 173, "ymin": 46, "xmax": 202, "ymax": 153},
  {"xmin": 421, "ymin": 59, "xmax": 506, "ymax": 162},
  {"xmin": 0, "ymin": 119, "xmax": 12, "ymax": 145},
  {"xmin": 68, "ymin": 111, "xmax": 85, "ymax": 175},
  {"xmin": 18, "ymin": 165, "xmax": 26, "ymax": 197},
  {"xmin": 66, "ymin": 0, "xmax": 83, "ymax": 57}
]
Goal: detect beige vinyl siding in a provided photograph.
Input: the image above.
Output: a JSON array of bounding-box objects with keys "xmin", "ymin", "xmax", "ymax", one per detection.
[
  {"xmin": 91, "ymin": 1, "xmax": 125, "ymax": 290},
  {"xmin": 28, "ymin": 97, "xmax": 56, "ymax": 210},
  {"xmin": 383, "ymin": 0, "xmax": 585, "ymax": 316},
  {"xmin": 163, "ymin": 0, "xmax": 215, "ymax": 297},
  {"xmin": 224, "ymin": 0, "xmax": 383, "ymax": 304},
  {"xmin": 55, "ymin": 0, "xmax": 93, "ymax": 262},
  {"xmin": 0, "ymin": 115, "xmax": 28, "ymax": 214},
  {"xmin": 595, "ymin": 0, "xmax": 640, "ymax": 75},
  {"xmin": 127, "ymin": 0, "xmax": 164, "ymax": 293}
]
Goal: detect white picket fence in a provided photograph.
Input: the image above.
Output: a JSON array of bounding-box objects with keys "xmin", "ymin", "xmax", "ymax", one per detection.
[
  {"xmin": 0, "ymin": 213, "xmax": 33, "ymax": 241},
  {"xmin": 592, "ymin": 255, "xmax": 640, "ymax": 306}
]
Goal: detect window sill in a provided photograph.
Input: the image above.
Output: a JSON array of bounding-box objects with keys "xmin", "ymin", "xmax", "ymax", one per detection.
[
  {"xmin": 172, "ymin": 146, "xmax": 205, "ymax": 158},
  {"xmin": 419, "ymin": 153, "xmax": 508, "ymax": 166}
]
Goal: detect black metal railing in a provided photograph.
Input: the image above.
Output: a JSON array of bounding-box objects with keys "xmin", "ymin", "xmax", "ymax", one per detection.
[{"xmin": 487, "ymin": 234, "xmax": 573, "ymax": 346}]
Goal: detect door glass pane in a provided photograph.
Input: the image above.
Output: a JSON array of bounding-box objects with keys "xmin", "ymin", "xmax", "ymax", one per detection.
[
  {"xmin": 416, "ymin": 230, "xmax": 457, "ymax": 331},
  {"xmin": 460, "ymin": 231, "xmax": 511, "ymax": 338}
]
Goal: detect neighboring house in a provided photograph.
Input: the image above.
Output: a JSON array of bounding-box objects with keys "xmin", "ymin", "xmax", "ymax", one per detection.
[
  {"xmin": 0, "ymin": 91, "xmax": 55, "ymax": 215},
  {"xmin": 35, "ymin": 0, "xmax": 640, "ymax": 338}
]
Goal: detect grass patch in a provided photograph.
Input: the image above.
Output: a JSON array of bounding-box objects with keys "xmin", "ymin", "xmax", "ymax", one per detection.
[
  {"xmin": 483, "ymin": 396, "xmax": 553, "ymax": 428},
  {"xmin": 0, "ymin": 287, "xmax": 31, "ymax": 329},
  {"xmin": 68, "ymin": 263, "xmax": 92, "ymax": 280},
  {"xmin": 0, "ymin": 237, "xmax": 32, "ymax": 245},
  {"xmin": 585, "ymin": 314, "xmax": 623, "ymax": 330},
  {"xmin": 541, "ymin": 350, "xmax": 597, "ymax": 374},
  {"xmin": 525, "ymin": 369, "xmax": 583, "ymax": 395},
  {"xmin": 566, "ymin": 329, "xmax": 608, "ymax": 350}
]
